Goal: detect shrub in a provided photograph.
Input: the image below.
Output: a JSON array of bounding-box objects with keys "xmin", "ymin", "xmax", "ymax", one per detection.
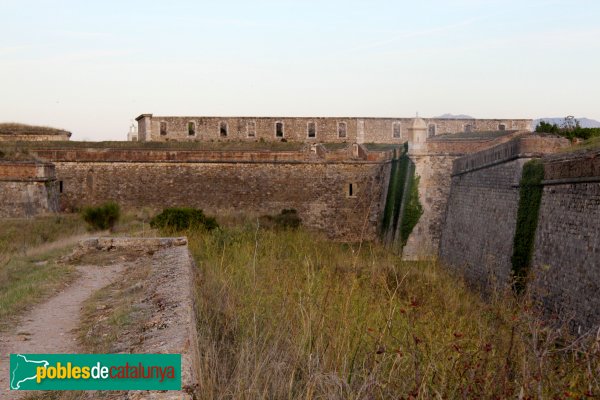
[
  {"xmin": 259, "ymin": 209, "xmax": 302, "ymax": 229},
  {"xmin": 150, "ymin": 207, "xmax": 219, "ymax": 231},
  {"xmin": 82, "ymin": 202, "xmax": 120, "ymax": 231}
]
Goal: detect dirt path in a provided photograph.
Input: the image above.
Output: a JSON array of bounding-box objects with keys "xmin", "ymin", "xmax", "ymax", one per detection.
[{"xmin": 0, "ymin": 263, "xmax": 124, "ymax": 398}]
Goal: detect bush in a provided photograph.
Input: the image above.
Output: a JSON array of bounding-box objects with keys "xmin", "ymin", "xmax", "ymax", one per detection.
[
  {"xmin": 150, "ymin": 207, "xmax": 219, "ymax": 231},
  {"xmin": 82, "ymin": 202, "xmax": 120, "ymax": 231},
  {"xmin": 259, "ymin": 209, "xmax": 302, "ymax": 229}
]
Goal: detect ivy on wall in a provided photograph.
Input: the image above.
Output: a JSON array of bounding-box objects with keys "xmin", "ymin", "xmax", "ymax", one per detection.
[
  {"xmin": 380, "ymin": 143, "xmax": 409, "ymax": 238},
  {"xmin": 400, "ymin": 174, "xmax": 423, "ymax": 247},
  {"xmin": 511, "ymin": 159, "xmax": 545, "ymax": 293},
  {"xmin": 380, "ymin": 142, "xmax": 423, "ymax": 251}
]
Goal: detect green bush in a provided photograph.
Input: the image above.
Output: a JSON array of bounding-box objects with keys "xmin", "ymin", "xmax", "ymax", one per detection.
[
  {"xmin": 82, "ymin": 202, "xmax": 121, "ymax": 231},
  {"xmin": 535, "ymin": 120, "xmax": 600, "ymax": 140},
  {"xmin": 150, "ymin": 207, "xmax": 219, "ymax": 231},
  {"xmin": 259, "ymin": 209, "xmax": 302, "ymax": 230}
]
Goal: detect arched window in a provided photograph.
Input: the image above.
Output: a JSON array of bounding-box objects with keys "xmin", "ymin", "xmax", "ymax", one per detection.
[
  {"xmin": 338, "ymin": 121, "xmax": 347, "ymax": 138},
  {"xmin": 247, "ymin": 121, "xmax": 256, "ymax": 137},
  {"xmin": 219, "ymin": 121, "xmax": 228, "ymax": 137},
  {"xmin": 307, "ymin": 121, "xmax": 316, "ymax": 138},
  {"xmin": 392, "ymin": 122, "xmax": 401, "ymax": 138},
  {"xmin": 428, "ymin": 124, "xmax": 436, "ymax": 137},
  {"xmin": 275, "ymin": 121, "xmax": 284, "ymax": 137}
]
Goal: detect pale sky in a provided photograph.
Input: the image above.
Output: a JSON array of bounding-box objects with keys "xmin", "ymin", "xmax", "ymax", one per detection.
[{"xmin": 1, "ymin": 0, "xmax": 599, "ymax": 140}]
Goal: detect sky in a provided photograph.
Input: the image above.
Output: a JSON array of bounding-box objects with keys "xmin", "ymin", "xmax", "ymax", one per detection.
[{"xmin": 1, "ymin": 0, "xmax": 599, "ymax": 141}]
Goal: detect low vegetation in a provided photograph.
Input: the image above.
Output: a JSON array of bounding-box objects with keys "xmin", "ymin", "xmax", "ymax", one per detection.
[
  {"xmin": 0, "ymin": 216, "xmax": 86, "ymax": 329},
  {"xmin": 0, "ymin": 215, "xmax": 85, "ymax": 257},
  {"xmin": 259, "ymin": 208, "xmax": 302, "ymax": 229},
  {"xmin": 182, "ymin": 225, "xmax": 599, "ymax": 399},
  {"xmin": 536, "ymin": 119, "xmax": 600, "ymax": 141},
  {"xmin": 0, "ymin": 247, "xmax": 78, "ymax": 330},
  {"xmin": 0, "ymin": 122, "xmax": 70, "ymax": 136},
  {"xmin": 81, "ymin": 202, "xmax": 121, "ymax": 231},
  {"xmin": 150, "ymin": 207, "xmax": 219, "ymax": 231}
]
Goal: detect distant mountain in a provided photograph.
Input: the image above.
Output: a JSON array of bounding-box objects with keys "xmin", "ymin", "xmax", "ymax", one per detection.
[
  {"xmin": 533, "ymin": 117, "xmax": 600, "ymax": 129},
  {"xmin": 435, "ymin": 113, "xmax": 474, "ymax": 119}
]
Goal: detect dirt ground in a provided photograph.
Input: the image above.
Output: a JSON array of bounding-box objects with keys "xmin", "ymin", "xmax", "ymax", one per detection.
[{"xmin": 0, "ymin": 263, "xmax": 124, "ymax": 399}]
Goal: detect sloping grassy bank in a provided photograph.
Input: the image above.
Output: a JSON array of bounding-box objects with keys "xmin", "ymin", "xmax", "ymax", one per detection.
[{"xmin": 186, "ymin": 225, "xmax": 599, "ymax": 399}]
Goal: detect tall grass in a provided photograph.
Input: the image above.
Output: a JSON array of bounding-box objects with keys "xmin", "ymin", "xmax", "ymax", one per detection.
[
  {"xmin": 186, "ymin": 225, "xmax": 599, "ymax": 399},
  {"xmin": 0, "ymin": 215, "xmax": 85, "ymax": 257}
]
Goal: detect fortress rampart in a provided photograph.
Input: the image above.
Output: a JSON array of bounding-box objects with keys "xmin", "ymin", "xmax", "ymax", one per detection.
[
  {"xmin": 0, "ymin": 161, "xmax": 59, "ymax": 217},
  {"xmin": 27, "ymin": 145, "xmax": 393, "ymax": 242},
  {"xmin": 439, "ymin": 136, "xmax": 600, "ymax": 329}
]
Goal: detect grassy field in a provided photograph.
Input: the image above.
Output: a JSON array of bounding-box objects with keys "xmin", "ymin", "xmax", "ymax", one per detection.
[
  {"xmin": 186, "ymin": 224, "xmax": 599, "ymax": 399},
  {"xmin": 0, "ymin": 215, "xmax": 87, "ymax": 328},
  {"xmin": 5, "ymin": 215, "xmax": 599, "ymax": 398},
  {"xmin": 0, "ymin": 213, "xmax": 145, "ymax": 331},
  {"xmin": 0, "ymin": 215, "xmax": 86, "ymax": 257}
]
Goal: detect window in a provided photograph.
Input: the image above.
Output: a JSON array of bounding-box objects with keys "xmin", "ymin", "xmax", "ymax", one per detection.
[
  {"xmin": 219, "ymin": 121, "xmax": 228, "ymax": 137},
  {"xmin": 464, "ymin": 124, "xmax": 473, "ymax": 133},
  {"xmin": 247, "ymin": 121, "xmax": 256, "ymax": 137},
  {"xmin": 347, "ymin": 183, "xmax": 357, "ymax": 198},
  {"xmin": 275, "ymin": 121, "xmax": 284, "ymax": 138},
  {"xmin": 338, "ymin": 121, "xmax": 347, "ymax": 138},
  {"xmin": 498, "ymin": 123, "xmax": 506, "ymax": 131},
  {"xmin": 59, "ymin": 181, "xmax": 63, "ymax": 193},
  {"xmin": 307, "ymin": 121, "xmax": 316, "ymax": 138},
  {"xmin": 160, "ymin": 121, "xmax": 167, "ymax": 135},
  {"xmin": 188, "ymin": 121, "xmax": 196, "ymax": 136},
  {"xmin": 428, "ymin": 124, "xmax": 436, "ymax": 137},
  {"xmin": 392, "ymin": 122, "xmax": 401, "ymax": 138}
]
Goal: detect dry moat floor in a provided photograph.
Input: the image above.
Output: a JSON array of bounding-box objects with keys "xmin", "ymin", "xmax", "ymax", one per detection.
[{"xmin": 0, "ymin": 214, "xmax": 598, "ymax": 399}]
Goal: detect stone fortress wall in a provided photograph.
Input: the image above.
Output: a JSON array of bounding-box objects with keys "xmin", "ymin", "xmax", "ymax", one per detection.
[
  {"xmin": 3, "ymin": 113, "xmax": 600, "ymax": 329},
  {"xmin": 28, "ymin": 145, "xmax": 394, "ymax": 242},
  {"xmin": 0, "ymin": 161, "xmax": 59, "ymax": 217},
  {"xmin": 439, "ymin": 136, "xmax": 600, "ymax": 329},
  {"xmin": 135, "ymin": 114, "xmax": 532, "ymax": 143}
]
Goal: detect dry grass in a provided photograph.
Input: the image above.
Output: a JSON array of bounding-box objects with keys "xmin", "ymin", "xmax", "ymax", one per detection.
[
  {"xmin": 76, "ymin": 259, "xmax": 151, "ymax": 353},
  {"xmin": 0, "ymin": 215, "xmax": 86, "ymax": 257},
  {"xmin": 0, "ymin": 247, "xmax": 78, "ymax": 330},
  {"xmin": 0, "ymin": 122, "xmax": 69, "ymax": 136},
  {"xmin": 0, "ymin": 215, "xmax": 87, "ymax": 328},
  {"xmin": 186, "ymin": 225, "xmax": 600, "ymax": 399}
]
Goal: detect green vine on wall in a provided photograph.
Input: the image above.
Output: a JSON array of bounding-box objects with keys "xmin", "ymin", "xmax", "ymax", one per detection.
[
  {"xmin": 511, "ymin": 159, "xmax": 544, "ymax": 293},
  {"xmin": 380, "ymin": 143, "xmax": 408, "ymax": 237},
  {"xmin": 400, "ymin": 174, "xmax": 423, "ymax": 246}
]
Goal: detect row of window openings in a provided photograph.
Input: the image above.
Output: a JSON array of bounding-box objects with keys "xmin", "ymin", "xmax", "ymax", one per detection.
[
  {"xmin": 159, "ymin": 122, "xmax": 508, "ymax": 137},
  {"xmin": 160, "ymin": 121, "xmax": 405, "ymax": 138}
]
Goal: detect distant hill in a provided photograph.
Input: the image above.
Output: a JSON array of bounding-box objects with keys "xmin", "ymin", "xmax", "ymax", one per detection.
[
  {"xmin": 435, "ymin": 113, "xmax": 474, "ymax": 119},
  {"xmin": 533, "ymin": 117, "xmax": 600, "ymax": 129}
]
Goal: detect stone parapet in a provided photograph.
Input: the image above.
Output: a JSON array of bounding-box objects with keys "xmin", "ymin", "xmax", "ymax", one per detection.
[{"xmin": 451, "ymin": 135, "xmax": 570, "ymax": 176}]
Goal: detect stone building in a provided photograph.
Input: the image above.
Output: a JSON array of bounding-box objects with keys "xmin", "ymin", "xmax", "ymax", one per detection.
[{"xmin": 135, "ymin": 114, "xmax": 532, "ymax": 143}]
